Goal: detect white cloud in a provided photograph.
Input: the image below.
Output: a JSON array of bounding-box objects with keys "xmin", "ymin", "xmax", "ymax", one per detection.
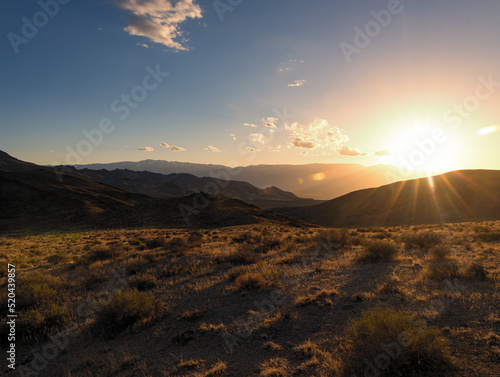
[
  {"xmin": 138, "ymin": 146, "xmax": 154, "ymax": 151},
  {"xmin": 137, "ymin": 43, "xmax": 150, "ymax": 48},
  {"xmin": 245, "ymin": 146, "xmax": 260, "ymax": 152},
  {"xmin": 250, "ymin": 133, "xmax": 267, "ymax": 145},
  {"xmin": 114, "ymin": 0, "xmax": 202, "ymax": 51},
  {"xmin": 243, "ymin": 122, "xmax": 258, "ymax": 128},
  {"xmin": 288, "ymin": 79, "xmax": 307, "ymax": 87},
  {"xmin": 291, "ymin": 138, "xmax": 316, "ymax": 149},
  {"xmin": 374, "ymin": 149, "xmax": 391, "ymax": 156},
  {"xmin": 205, "ymin": 145, "xmax": 221, "ymax": 152},
  {"xmin": 263, "ymin": 117, "xmax": 278, "ymax": 128},
  {"xmin": 159, "ymin": 142, "xmax": 170, "ymax": 147},
  {"xmin": 170, "ymin": 145, "xmax": 185, "ymax": 151},
  {"xmin": 229, "ymin": 133, "xmax": 237, "ymax": 141},
  {"xmin": 338, "ymin": 146, "xmax": 366, "ymax": 156},
  {"xmin": 285, "ymin": 119, "xmax": 349, "ymax": 151}
]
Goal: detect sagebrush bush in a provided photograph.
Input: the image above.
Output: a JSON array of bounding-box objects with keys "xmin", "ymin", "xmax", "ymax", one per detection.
[
  {"xmin": 424, "ymin": 260, "xmax": 461, "ymax": 280},
  {"xmin": 339, "ymin": 308, "xmax": 455, "ymax": 377},
  {"xmin": 228, "ymin": 245, "xmax": 260, "ymax": 265},
  {"xmin": 359, "ymin": 239, "xmax": 401, "ymax": 262},
  {"xmin": 87, "ymin": 245, "xmax": 125, "ymax": 261},
  {"xmin": 429, "ymin": 245, "xmax": 453, "ymax": 260},
  {"xmin": 316, "ymin": 228, "xmax": 349, "ymax": 250},
  {"xmin": 95, "ymin": 288, "xmax": 165, "ymax": 332},
  {"xmin": 403, "ymin": 231, "xmax": 444, "ymax": 250},
  {"xmin": 235, "ymin": 272, "xmax": 267, "ymax": 290}
]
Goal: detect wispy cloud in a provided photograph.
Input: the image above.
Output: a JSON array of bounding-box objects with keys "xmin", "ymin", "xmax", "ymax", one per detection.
[
  {"xmin": 205, "ymin": 145, "xmax": 221, "ymax": 152},
  {"xmin": 170, "ymin": 145, "xmax": 186, "ymax": 151},
  {"xmin": 243, "ymin": 122, "xmax": 258, "ymax": 128},
  {"xmin": 138, "ymin": 146, "xmax": 154, "ymax": 151},
  {"xmin": 245, "ymin": 146, "xmax": 260, "ymax": 152},
  {"xmin": 374, "ymin": 149, "xmax": 391, "ymax": 156},
  {"xmin": 338, "ymin": 146, "xmax": 367, "ymax": 156},
  {"xmin": 277, "ymin": 59, "xmax": 304, "ymax": 72},
  {"xmin": 114, "ymin": 0, "xmax": 202, "ymax": 51},
  {"xmin": 288, "ymin": 79, "xmax": 307, "ymax": 87},
  {"xmin": 159, "ymin": 142, "xmax": 170, "ymax": 147},
  {"xmin": 250, "ymin": 133, "xmax": 267, "ymax": 145},
  {"xmin": 229, "ymin": 133, "xmax": 237, "ymax": 141}
]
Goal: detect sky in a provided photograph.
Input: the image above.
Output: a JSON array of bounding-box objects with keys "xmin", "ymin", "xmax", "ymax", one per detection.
[{"xmin": 1, "ymin": 0, "xmax": 500, "ymax": 173}]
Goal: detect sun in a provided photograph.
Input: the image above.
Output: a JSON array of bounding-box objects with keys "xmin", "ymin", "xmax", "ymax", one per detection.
[{"xmin": 380, "ymin": 126, "xmax": 457, "ymax": 174}]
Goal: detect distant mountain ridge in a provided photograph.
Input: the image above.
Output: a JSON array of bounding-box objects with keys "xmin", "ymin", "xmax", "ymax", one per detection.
[
  {"xmin": 0, "ymin": 156, "xmax": 306, "ymax": 233},
  {"xmin": 274, "ymin": 170, "xmax": 500, "ymax": 227},
  {"xmin": 74, "ymin": 159, "xmax": 428, "ymax": 199}
]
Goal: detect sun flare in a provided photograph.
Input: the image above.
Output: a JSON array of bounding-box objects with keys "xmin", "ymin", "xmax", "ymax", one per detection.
[{"xmin": 381, "ymin": 126, "xmax": 457, "ymax": 174}]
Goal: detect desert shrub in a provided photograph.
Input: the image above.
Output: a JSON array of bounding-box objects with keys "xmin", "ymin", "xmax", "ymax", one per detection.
[
  {"xmin": 16, "ymin": 272, "xmax": 67, "ymax": 311},
  {"xmin": 87, "ymin": 245, "xmax": 125, "ymax": 261},
  {"xmin": 424, "ymin": 260, "xmax": 461, "ymax": 280},
  {"xmin": 2, "ymin": 272, "xmax": 71, "ymax": 344},
  {"xmin": 129, "ymin": 272, "xmax": 158, "ymax": 290},
  {"xmin": 46, "ymin": 251, "xmax": 70, "ymax": 265},
  {"xmin": 359, "ymin": 240, "xmax": 401, "ymax": 262},
  {"xmin": 187, "ymin": 231, "xmax": 204, "ymax": 246},
  {"xmin": 474, "ymin": 230, "xmax": 500, "ymax": 242},
  {"xmin": 227, "ymin": 266, "xmax": 249, "ymax": 281},
  {"xmin": 402, "ymin": 231, "xmax": 444, "ymax": 250},
  {"xmin": 463, "ymin": 262, "xmax": 488, "ymax": 280},
  {"xmin": 316, "ymin": 228, "xmax": 349, "ymax": 250},
  {"xmin": 145, "ymin": 237, "xmax": 167, "ymax": 249},
  {"xmin": 338, "ymin": 308, "xmax": 455, "ymax": 377},
  {"xmin": 12, "ymin": 303, "xmax": 72, "ymax": 344},
  {"xmin": 165, "ymin": 237, "xmax": 190, "ymax": 253},
  {"xmin": 235, "ymin": 272, "xmax": 267, "ymax": 290},
  {"xmin": 429, "ymin": 245, "xmax": 453, "ymax": 261},
  {"xmin": 227, "ymin": 245, "xmax": 260, "ymax": 265},
  {"xmin": 231, "ymin": 232, "xmax": 255, "ymax": 244},
  {"xmin": 95, "ymin": 288, "xmax": 165, "ymax": 332},
  {"xmin": 259, "ymin": 357, "xmax": 290, "ymax": 377},
  {"xmin": 255, "ymin": 234, "xmax": 282, "ymax": 253}
]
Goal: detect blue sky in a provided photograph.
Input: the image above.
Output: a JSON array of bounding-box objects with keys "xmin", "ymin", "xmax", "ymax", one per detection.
[{"xmin": 1, "ymin": 0, "xmax": 500, "ymax": 172}]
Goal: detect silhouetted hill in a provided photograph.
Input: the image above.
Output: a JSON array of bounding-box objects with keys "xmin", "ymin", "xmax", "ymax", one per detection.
[
  {"xmin": 0, "ymin": 169, "xmax": 305, "ymax": 233},
  {"xmin": 274, "ymin": 170, "xmax": 500, "ymax": 227},
  {"xmin": 0, "ymin": 150, "xmax": 39, "ymax": 171},
  {"xmin": 74, "ymin": 159, "xmax": 428, "ymax": 199},
  {"xmin": 72, "ymin": 169, "xmax": 322, "ymax": 209}
]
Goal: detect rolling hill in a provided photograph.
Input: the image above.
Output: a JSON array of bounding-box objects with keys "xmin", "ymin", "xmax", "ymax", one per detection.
[
  {"xmin": 74, "ymin": 159, "xmax": 428, "ymax": 199},
  {"xmin": 274, "ymin": 170, "xmax": 500, "ymax": 227},
  {"xmin": 0, "ymin": 165, "xmax": 305, "ymax": 234}
]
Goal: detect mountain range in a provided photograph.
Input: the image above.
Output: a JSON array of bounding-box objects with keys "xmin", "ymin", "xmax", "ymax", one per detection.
[
  {"xmin": 74, "ymin": 159, "xmax": 428, "ymax": 199},
  {"xmin": 2, "ymin": 150, "xmax": 500, "ymax": 232}
]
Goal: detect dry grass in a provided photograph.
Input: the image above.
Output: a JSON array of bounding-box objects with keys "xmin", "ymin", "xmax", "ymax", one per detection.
[{"xmin": 0, "ymin": 222, "xmax": 499, "ymax": 376}]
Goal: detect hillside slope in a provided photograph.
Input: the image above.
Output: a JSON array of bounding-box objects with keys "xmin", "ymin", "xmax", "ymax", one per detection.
[
  {"xmin": 275, "ymin": 170, "xmax": 500, "ymax": 227},
  {"xmin": 0, "ymin": 169, "xmax": 303, "ymax": 233}
]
